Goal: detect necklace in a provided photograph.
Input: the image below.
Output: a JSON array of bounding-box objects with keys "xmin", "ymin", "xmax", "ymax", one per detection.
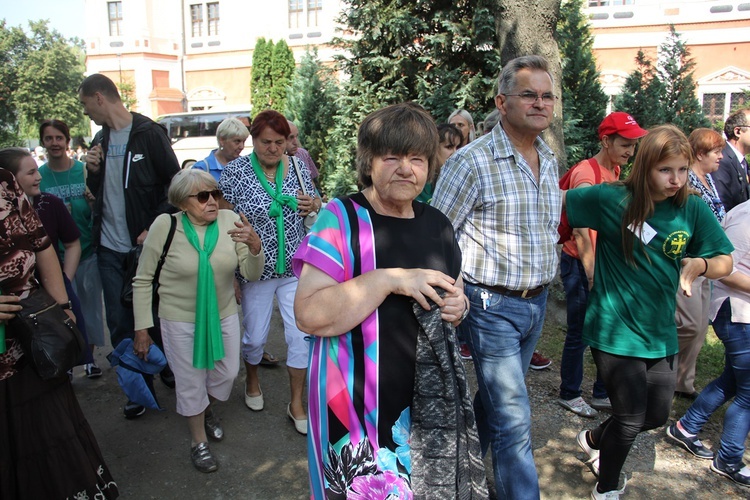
[{"xmin": 262, "ymin": 169, "xmax": 277, "ymax": 182}]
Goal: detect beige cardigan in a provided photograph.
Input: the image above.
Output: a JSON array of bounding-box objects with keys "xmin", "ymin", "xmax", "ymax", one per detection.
[{"xmin": 133, "ymin": 210, "xmax": 264, "ymax": 330}]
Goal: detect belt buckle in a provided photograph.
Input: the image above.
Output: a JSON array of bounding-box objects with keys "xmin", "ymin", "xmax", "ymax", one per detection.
[{"xmin": 521, "ymin": 288, "xmax": 530, "ymax": 299}]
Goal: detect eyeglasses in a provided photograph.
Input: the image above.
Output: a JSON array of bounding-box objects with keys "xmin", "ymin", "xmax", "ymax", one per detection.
[
  {"xmin": 188, "ymin": 189, "xmax": 223, "ymax": 203},
  {"xmin": 502, "ymin": 92, "xmax": 558, "ymax": 106}
]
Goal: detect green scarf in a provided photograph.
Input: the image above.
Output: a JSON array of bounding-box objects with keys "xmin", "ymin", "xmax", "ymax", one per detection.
[
  {"xmin": 249, "ymin": 152, "xmax": 298, "ymax": 274},
  {"xmin": 181, "ymin": 213, "xmax": 224, "ymax": 369}
]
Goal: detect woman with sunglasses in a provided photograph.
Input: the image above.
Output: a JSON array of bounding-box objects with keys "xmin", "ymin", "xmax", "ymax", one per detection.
[
  {"xmin": 132, "ymin": 169, "xmax": 264, "ymax": 472},
  {"xmin": 219, "ymin": 110, "xmax": 319, "ymax": 436}
]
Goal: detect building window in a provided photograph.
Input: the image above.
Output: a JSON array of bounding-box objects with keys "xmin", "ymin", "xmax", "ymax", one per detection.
[
  {"xmin": 588, "ymin": 0, "xmax": 635, "ymax": 6},
  {"xmin": 108, "ymin": 1, "xmax": 122, "ymax": 36},
  {"xmin": 308, "ymin": 0, "xmax": 322, "ymax": 27},
  {"xmin": 207, "ymin": 2, "xmax": 220, "ymax": 36},
  {"xmin": 730, "ymin": 92, "xmax": 749, "ymax": 113},
  {"xmin": 702, "ymin": 93, "xmax": 726, "ymax": 124},
  {"xmin": 289, "ymin": 0, "xmax": 303, "ymax": 29},
  {"xmin": 190, "ymin": 4, "xmax": 203, "ymax": 37}
]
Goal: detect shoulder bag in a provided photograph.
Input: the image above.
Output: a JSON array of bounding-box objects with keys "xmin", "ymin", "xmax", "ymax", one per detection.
[
  {"xmin": 292, "ymin": 157, "xmax": 318, "ymax": 232},
  {"xmin": 121, "ymin": 215, "xmax": 177, "ymax": 307}
]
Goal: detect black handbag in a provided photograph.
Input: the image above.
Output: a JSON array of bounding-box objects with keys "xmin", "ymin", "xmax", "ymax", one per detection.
[{"xmin": 9, "ymin": 287, "xmax": 86, "ymax": 380}]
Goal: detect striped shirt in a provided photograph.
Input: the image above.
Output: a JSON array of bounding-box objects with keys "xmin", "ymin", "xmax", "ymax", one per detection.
[{"xmin": 432, "ymin": 124, "xmax": 561, "ymax": 290}]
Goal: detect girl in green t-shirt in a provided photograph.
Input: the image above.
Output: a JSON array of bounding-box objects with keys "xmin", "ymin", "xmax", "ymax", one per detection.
[{"xmin": 566, "ymin": 125, "xmax": 734, "ymax": 499}]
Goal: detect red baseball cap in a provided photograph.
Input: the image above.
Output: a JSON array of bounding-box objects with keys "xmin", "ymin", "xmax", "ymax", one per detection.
[{"xmin": 598, "ymin": 112, "xmax": 648, "ymax": 140}]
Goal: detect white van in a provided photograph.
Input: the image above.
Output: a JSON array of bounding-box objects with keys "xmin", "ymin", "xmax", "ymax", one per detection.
[{"xmin": 157, "ymin": 108, "xmax": 252, "ymax": 169}]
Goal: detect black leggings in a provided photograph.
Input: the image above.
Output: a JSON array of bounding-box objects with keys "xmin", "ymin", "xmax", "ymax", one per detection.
[{"xmin": 590, "ymin": 349, "xmax": 676, "ymax": 491}]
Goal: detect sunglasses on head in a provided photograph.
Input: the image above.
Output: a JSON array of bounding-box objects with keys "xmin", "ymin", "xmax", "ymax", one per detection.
[{"xmin": 189, "ymin": 189, "xmax": 223, "ymax": 203}]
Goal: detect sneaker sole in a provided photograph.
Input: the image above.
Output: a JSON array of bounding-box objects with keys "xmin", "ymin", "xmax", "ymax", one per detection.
[
  {"xmin": 86, "ymin": 372, "xmax": 102, "ymax": 379},
  {"xmin": 666, "ymin": 426, "xmax": 713, "ymax": 460},
  {"xmin": 529, "ymin": 363, "xmax": 551, "ymax": 371},
  {"xmin": 124, "ymin": 407, "xmax": 146, "ymax": 419},
  {"xmin": 710, "ymin": 462, "xmax": 750, "ymax": 487}
]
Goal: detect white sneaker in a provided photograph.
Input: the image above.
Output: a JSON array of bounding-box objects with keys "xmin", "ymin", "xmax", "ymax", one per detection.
[
  {"xmin": 591, "ymin": 478, "xmax": 627, "ymax": 499},
  {"xmin": 559, "ymin": 397, "xmax": 598, "ymax": 418},
  {"xmin": 577, "ymin": 430, "xmax": 600, "ymax": 476}
]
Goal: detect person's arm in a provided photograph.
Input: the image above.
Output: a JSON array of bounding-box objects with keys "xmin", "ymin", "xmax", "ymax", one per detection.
[
  {"xmin": 35, "ymin": 245, "xmax": 74, "ymax": 321},
  {"xmin": 229, "ymin": 213, "xmax": 265, "ymax": 280},
  {"xmin": 679, "ymin": 255, "xmax": 733, "ymax": 296},
  {"xmin": 440, "ymin": 275, "xmax": 469, "ymax": 326},
  {"xmin": 61, "ymin": 239, "xmax": 81, "ymax": 281},
  {"xmin": 719, "ymin": 267, "xmax": 750, "ymax": 294},
  {"xmin": 294, "ymin": 263, "xmax": 458, "ymax": 338}
]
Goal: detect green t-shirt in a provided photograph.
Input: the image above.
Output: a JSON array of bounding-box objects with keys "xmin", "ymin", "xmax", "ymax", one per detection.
[
  {"xmin": 39, "ymin": 160, "xmax": 94, "ymax": 260},
  {"xmin": 566, "ymin": 183, "xmax": 733, "ymax": 358}
]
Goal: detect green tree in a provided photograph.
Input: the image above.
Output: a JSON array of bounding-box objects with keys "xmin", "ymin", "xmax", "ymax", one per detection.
[
  {"xmin": 656, "ymin": 26, "xmax": 709, "ymax": 132},
  {"xmin": 270, "ymin": 39, "xmax": 296, "ymax": 114},
  {"xmin": 285, "ymin": 48, "xmax": 339, "ymax": 185},
  {"xmin": 557, "ymin": 0, "xmax": 608, "ymax": 166},
  {"xmin": 0, "ymin": 20, "xmax": 86, "ymax": 146},
  {"xmin": 615, "ymin": 27, "xmax": 708, "ymax": 132},
  {"xmin": 250, "ymin": 37, "xmax": 273, "ymax": 117},
  {"xmin": 324, "ymin": 0, "xmax": 503, "ymax": 195}
]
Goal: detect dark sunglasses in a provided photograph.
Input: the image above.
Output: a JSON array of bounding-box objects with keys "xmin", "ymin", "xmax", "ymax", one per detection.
[{"xmin": 189, "ymin": 189, "xmax": 223, "ymax": 203}]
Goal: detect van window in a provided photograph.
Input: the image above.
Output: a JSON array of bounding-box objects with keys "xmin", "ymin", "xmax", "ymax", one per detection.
[{"xmin": 157, "ymin": 109, "xmax": 251, "ymax": 168}]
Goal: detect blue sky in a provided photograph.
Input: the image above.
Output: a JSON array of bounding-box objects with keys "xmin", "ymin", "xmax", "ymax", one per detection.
[{"xmin": 2, "ymin": 0, "xmax": 86, "ymax": 40}]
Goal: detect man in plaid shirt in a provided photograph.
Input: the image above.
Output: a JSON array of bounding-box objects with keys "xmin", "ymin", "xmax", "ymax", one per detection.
[{"xmin": 432, "ymin": 55, "xmax": 561, "ymax": 499}]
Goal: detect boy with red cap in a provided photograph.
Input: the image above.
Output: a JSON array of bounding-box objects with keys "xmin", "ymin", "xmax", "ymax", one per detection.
[{"xmin": 558, "ymin": 112, "xmax": 649, "ymax": 418}]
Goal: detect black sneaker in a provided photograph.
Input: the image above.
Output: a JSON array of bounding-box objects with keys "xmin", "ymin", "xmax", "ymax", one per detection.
[
  {"xmin": 160, "ymin": 365, "xmax": 176, "ymax": 389},
  {"xmin": 711, "ymin": 456, "xmax": 750, "ymax": 487},
  {"xmin": 666, "ymin": 423, "xmax": 713, "ymax": 459},
  {"xmin": 123, "ymin": 400, "xmax": 146, "ymax": 419},
  {"xmin": 85, "ymin": 362, "xmax": 103, "ymax": 379}
]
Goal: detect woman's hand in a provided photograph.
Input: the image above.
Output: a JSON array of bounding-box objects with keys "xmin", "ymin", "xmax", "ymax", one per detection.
[
  {"xmin": 0, "ymin": 295, "xmax": 22, "ymax": 321},
  {"xmin": 133, "ymin": 329, "xmax": 153, "ymax": 360},
  {"xmin": 679, "ymin": 257, "xmax": 706, "ymax": 296},
  {"xmin": 385, "ymin": 268, "xmax": 458, "ymax": 311},
  {"xmin": 296, "ymin": 190, "xmax": 320, "ymax": 216},
  {"xmin": 440, "ymin": 277, "xmax": 468, "ymax": 325},
  {"xmin": 229, "ymin": 213, "xmax": 262, "ymax": 255}
]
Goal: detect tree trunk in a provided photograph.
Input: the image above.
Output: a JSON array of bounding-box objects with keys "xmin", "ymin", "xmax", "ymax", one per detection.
[{"xmin": 494, "ymin": 0, "xmax": 566, "ymax": 167}]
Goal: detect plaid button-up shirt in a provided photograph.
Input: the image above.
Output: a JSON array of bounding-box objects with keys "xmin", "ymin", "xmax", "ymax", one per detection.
[{"xmin": 432, "ymin": 124, "xmax": 561, "ymax": 290}]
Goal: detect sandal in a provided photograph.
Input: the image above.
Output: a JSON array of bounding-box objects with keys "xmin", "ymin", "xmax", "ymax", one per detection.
[{"xmin": 260, "ymin": 351, "xmax": 279, "ymax": 366}]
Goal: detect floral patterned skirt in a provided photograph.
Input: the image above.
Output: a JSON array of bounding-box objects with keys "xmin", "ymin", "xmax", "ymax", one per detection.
[{"xmin": 0, "ymin": 357, "xmax": 119, "ymax": 499}]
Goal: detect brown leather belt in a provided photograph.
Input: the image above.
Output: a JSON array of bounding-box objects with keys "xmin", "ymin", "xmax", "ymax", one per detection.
[{"xmin": 479, "ymin": 283, "xmax": 548, "ymax": 299}]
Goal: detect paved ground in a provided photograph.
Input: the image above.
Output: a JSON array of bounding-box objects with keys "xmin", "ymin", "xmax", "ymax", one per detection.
[{"xmin": 73, "ymin": 302, "xmax": 749, "ymax": 499}]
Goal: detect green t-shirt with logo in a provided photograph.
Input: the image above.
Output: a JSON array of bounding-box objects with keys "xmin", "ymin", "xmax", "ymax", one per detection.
[
  {"xmin": 39, "ymin": 160, "xmax": 94, "ymax": 260},
  {"xmin": 566, "ymin": 183, "xmax": 733, "ymax": 358}
]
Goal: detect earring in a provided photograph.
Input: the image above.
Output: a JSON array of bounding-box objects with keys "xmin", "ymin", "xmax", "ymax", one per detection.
[{"xmin": 219, "ymin": 146, "xmax": 224, "ymax": 151}]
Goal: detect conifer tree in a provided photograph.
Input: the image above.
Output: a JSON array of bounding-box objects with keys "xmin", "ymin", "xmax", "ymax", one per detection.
[
  {"xmin": 250, "ymin": 38, "xmax": 273, "ymax": 117},
  {"xmin": 557, "ymin": 0, "xmax": 608, "ymax": 166},
  {"xmin": 270, "ymin": 40, "xmax": 296, "ymax": 114},
  {"xmin": 285, "ymin": 48, "xmax": 339, "ymax": 185}
]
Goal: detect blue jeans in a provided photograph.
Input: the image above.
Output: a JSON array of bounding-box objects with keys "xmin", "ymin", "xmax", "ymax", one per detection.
[
  {"xmin": 559, "ymin": 252, "xmax": 607, "ymax": 400},
  {"xmin": 681, "ymin": 299, "xmax": 750, "ymax": 466},
  {"xmin": 98, "ymin": 246, "xmax": 135, "ymax": 349},
  {"xmin": 464, "ymin": 282, "xmax": 545, "ymax": 500}
]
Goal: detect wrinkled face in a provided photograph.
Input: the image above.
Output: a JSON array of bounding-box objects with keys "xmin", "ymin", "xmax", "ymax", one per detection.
[
  {"xmin": 449, "ymin": 115, "xmax": 471, "ymax": 144},
  {"xmin": 437, "ymin": 136, "xmax": 460, "ymax": 167},
  {"xmin": 370, "ymin": 153, "xmax": 429, "ymax": 206},
  {"xmin": 287, "ymin": 123, "xmax": 300, "ymax": 156},
  {"xmin": 252, "ymin": 127, "xmax": 287, "ymax": 169},
  {"xmin": 15, "ymin": 156, "xmax": 42, "ymax": 197},
  {"xmin": 218, "ymin": 136, "xmax": 245, "ymax": 161},
  {"xmin": 603, "ymin": 135, "xmax": 638, "ymax": 167},
  {"xmin": 495, "ymin": 68, "xmax": 554, "ymax": 137},
  {"xmin": 41, "ymin": 126, "xmax": 69, "ymax": 161},
  {"xmin": 181, "ymin": 185, "xmax": 221, "ymax": 225},
  {"xmin": 649, "ymin": 155, "xmax": 689, "ymax": 202},
  {"xmin": 696, "ymin": 147, "xmax": 723, "ymax": 174}
]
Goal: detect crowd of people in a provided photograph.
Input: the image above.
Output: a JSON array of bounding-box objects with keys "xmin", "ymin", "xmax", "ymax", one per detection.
[{"xmin": 1, "ymin": 58, "xmax": 749, "ymax": 499}]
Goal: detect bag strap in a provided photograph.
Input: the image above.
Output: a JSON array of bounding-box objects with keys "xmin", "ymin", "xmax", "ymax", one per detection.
[
  {"xmin": 292, "ymin": 156, "xmax": 308, "ymax": 196},
  {"xmin": 153, "ymin": 215, "xmax": 177, "ymax": 288},
  {"xmin": 340, "ymin": 196, "xmax": 361, "ymax": 278},
  {"xmin": 588, "ymin": 157, "xmax": 602, "ymax": 185}
]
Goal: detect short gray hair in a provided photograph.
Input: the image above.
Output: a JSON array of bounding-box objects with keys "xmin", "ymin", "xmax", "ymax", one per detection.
[
  {"xmin": 483, "ymin": 109, "xmax": 501, "ymax": 134},
  {"xmin": 448, "ymin": 109, "xmax": 476, "ymax": 143},
  {"xmin": 216, "ymin": 117, "xmax": 250, "ymax": 144},
  {"xmin": 168, "ymin": 169, "xmax": 218, "ymax": 208},
  {"xmin": 497, "ymin": 55, "xmax": 553, "ymax": 96}
]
